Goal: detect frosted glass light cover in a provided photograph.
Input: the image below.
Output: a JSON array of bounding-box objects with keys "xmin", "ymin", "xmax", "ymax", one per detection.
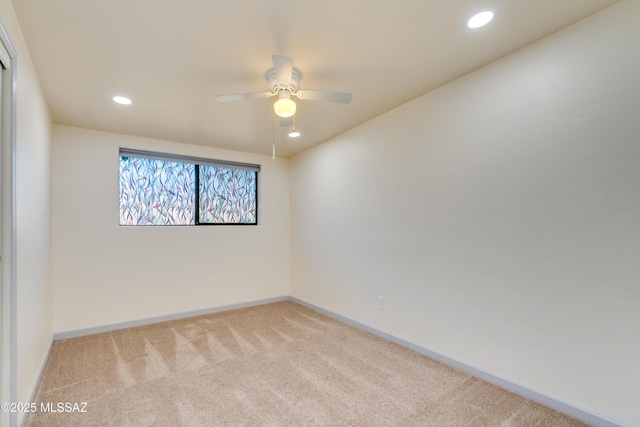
[{"xmin": 274, "ymin": 97, "xmax": 296, "ymax": 117}]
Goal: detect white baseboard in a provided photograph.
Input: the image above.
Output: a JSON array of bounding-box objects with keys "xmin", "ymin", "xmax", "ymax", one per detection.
[
  {"xmin": 19, "ymin": 337, "xmax": 54, "ymax": 427},
  {"xmin": 289, "ymin": 297, "xmax": 629, "ymax": 427},
  {"xmin": 53, "ymin": 296, "xmax": 289, "ymax": 341}
]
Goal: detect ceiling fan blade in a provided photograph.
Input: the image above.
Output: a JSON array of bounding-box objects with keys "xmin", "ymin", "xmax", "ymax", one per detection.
[
  {"xmin": 215, "ymin": 92, "xmax": 274, "ymax": 102},
  {"xmin": 272, "ymin": 54, "xmax": 293, "ymax": 86},
  {"xmin": 295, "ymin": 90, "xmax": 352, "ymax": 104}
]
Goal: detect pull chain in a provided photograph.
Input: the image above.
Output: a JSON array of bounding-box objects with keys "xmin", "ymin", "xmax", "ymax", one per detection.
[{"xmin": 272, "ymin": 114, "xmax": 276, "ymax": 159}]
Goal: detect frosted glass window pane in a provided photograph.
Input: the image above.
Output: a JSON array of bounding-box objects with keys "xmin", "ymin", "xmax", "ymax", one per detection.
[
  {"xmin": 199, "ymin": 165, "xmax": 257, "ymax": 224},
  {"xmin": 119, "ymin": 156, "xmax": 195, "ymax": 225}
]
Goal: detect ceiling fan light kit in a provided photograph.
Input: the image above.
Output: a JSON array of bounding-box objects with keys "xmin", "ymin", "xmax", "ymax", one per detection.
[{"xmin": 274, "ymin": 93, "xmax": 296, "ymax": 117}]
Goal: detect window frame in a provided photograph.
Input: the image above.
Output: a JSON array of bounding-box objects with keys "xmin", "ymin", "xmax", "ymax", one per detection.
[{"xmin": 119, "ymin": 148, "xmax": 259, "ymax": 226}]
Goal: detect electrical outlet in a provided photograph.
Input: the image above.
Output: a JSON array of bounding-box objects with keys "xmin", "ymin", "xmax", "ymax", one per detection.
[{"xmin": 376, "ymin": 296, "xmax": 384, "ymax": 310}]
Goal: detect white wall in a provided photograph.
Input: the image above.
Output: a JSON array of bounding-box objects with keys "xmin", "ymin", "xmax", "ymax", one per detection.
[
  {"xmin": 52, "ymin": 125, "xmax": 289, "ymax": 332},
  {"xmin": 290, "ymin": 1, "xmax": 640, "ymax": 425},
  {"xmin": 0, "ymin": 0, "xmax": 53, "ymax": 417}
]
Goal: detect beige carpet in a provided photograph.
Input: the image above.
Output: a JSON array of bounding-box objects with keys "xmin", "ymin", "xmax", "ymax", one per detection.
[{"xmin": 27, "ymin": 301, "xmax": 589, "ymax": 426}]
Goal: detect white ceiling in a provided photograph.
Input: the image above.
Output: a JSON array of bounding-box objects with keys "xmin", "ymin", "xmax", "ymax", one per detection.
[{"xmin": 11, "ymin": 0, "xmax": 620, "ymax": 158}]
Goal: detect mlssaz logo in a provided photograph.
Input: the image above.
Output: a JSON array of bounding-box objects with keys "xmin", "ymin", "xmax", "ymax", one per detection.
[{"xmin": 40, "ymin": 402, "xmax": 88, "ymax": 413}]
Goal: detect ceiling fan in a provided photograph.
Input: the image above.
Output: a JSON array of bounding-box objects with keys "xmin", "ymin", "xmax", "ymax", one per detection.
[{"xmin": 215, "ymin": 54, "xmax": 352, "ymax": 118}]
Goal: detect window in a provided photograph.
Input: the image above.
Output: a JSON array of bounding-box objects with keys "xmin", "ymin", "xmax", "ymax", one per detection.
[{"xmin": 119, "ymin": 149, "xmax": 258, "ymax": 225}]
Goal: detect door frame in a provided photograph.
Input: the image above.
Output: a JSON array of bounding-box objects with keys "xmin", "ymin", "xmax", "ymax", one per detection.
[{"xmin": 0, "ymin": 16, "xmax": 17, "ymax": 427}]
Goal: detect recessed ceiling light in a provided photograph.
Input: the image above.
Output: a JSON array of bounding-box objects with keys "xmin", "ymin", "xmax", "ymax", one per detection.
[
  {"xmin": 467, "ymin": 11, "xmax": 494, "ymax": 29},
  {"xmin": 113, "ymin": 96, "xmax": 132, "ymax": 105}
]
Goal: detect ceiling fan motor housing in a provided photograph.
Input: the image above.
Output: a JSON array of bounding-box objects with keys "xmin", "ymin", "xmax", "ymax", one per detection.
[{"xmin": 268, "ymin": 68, "xmax": 300, "ymax": 94}]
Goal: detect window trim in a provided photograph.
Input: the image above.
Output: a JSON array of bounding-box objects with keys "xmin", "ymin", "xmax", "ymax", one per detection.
[
  {"xmin": 119, "ymin": 148, "xmax": 260, "ymax": 226},
  {"xmin": 119, "ymin": 149, "xmax": 260, "ymax": 172}
]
